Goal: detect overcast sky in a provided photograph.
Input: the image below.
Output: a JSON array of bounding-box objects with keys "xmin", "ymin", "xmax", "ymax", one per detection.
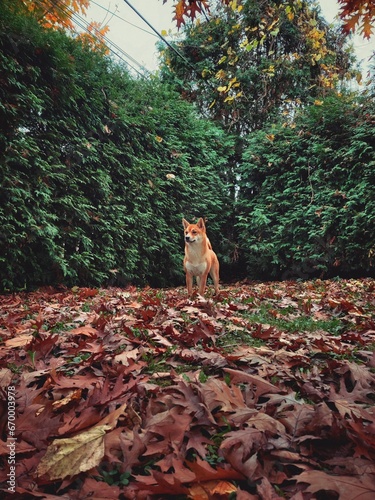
[{"xmin": 82, "ymin": 0, "xmax": 374, "ymax": 76}]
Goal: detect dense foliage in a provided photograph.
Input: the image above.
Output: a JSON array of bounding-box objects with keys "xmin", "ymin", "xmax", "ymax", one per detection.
[
  {"xmin": 170, "ymin": 0, "xmax": 375, "ymax": 38},
  {"xmin": 160, "ymin": 0, "xmax": 358, "ymax": 134},
  {"xmin": 0, "ymin": 2, "xmax": 233, "ymax": 290},
  {"xmin": 236, "ymin": 93, "xmax": 375, "ymax": 279}
]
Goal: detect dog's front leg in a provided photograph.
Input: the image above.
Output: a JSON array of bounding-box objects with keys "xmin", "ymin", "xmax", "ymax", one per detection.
[
  {"xmin": 186, "ymin": 273, "xmax": 194, "ymax": 296},
  {"xmin": 198, "ymin": 272, "xmax": 208, "ymax": 296}
]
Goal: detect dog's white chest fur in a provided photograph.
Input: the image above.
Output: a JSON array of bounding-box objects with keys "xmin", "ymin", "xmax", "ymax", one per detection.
[{"xmin": 185, "ymin": 260, "xmax": 207, "ymax": 276}]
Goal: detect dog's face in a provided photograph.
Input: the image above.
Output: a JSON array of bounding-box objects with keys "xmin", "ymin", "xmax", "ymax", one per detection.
[{"xmin": 182, "ymin": 218, "xmax": 206, "ymax": 244}]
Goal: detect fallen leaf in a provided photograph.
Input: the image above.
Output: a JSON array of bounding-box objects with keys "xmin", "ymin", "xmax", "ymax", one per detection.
[
  {"xmin": 294, "ymin": 469, "xmax": 375, "ymax": 499},
  {"xmin": 37, "ymin": 424, "xmax": 111, "ymax": 480}
]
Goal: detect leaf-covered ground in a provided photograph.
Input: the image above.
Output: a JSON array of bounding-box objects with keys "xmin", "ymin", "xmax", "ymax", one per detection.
[{"xmin": 0, "ymin": 279, "xmax": 374, "ymax": 499}]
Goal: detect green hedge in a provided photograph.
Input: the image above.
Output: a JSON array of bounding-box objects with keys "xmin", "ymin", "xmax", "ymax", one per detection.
[
  {"xmin": 236, "ymin": 94, "xmax": 375, "ymax": 279},
  {"xmin": 0, "ymin": 5, "xmax": 233, "ymax": 290}
]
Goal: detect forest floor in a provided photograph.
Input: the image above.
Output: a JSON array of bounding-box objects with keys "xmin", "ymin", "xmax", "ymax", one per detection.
[{"xmin": 0, "ymin": 279, "xmax": 374, "ymax": 499}]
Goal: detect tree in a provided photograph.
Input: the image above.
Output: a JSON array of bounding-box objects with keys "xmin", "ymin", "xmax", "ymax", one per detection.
[
  {"xmin": 160, "ymin": 0, "xmax": 358, "ymax": 135},
  {"xmin": 167, "ymin": 0, "xmax": 375, "ymax": 38},
  {"xmin": 159, "ymin": 0, "xmax": 360, "ymax": 276}
]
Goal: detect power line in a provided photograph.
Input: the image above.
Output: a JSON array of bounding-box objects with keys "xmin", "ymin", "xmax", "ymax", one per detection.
[
  {"xmin": 89, "ymin": 0, "xmax": 158, "ymax": 38},
  {"xmin": 46, "ymin": 0, "xmax": 147, "ymax": 77},
  {"xmin": 121, "ymin": 0, "xmax": 197, "ymax": 72}
]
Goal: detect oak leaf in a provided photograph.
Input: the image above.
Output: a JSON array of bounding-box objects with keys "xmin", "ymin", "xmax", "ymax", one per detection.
[
  {"xmin": 188, "ymin": 479, "xmax": 237, "ymax": 498},
  {"xmin": 294, "ymin": 469, "xmax": 375, "ymax": 499}
]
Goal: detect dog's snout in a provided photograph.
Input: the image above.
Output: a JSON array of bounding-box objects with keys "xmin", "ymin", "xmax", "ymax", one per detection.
[{"xmin": 185, "ymin": 235, "xmax": 190, "ymax": 242}]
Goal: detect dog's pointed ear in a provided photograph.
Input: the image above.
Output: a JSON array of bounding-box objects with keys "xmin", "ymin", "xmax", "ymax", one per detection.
[
  {"xmin": 197, "ymin": 218, "xmax": 206, "ymax": 230},
  {"xmin": 182, "ymin": 218, "xmax": 189, "ymax": 229}
]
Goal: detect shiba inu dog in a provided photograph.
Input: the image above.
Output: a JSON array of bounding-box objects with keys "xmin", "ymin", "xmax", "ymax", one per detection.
[{"xmin": 182, "ymin": 218, "xmax": 219, "ymax": 296}]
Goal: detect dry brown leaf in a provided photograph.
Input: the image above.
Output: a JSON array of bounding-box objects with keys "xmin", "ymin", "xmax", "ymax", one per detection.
[
  {"xmin": 295, "ymin": 470, "xmax": 375, "ymax": 499},
  {"xmin": 52, "ymin": 389, "xmax": 82, "ymax": 410},
  {"xmin": 5, "ymin": 333, "xmax": 34, "ymax": 347},
  {"xmin": 114, "ymin": 348, "xmax": 140, "ymax": 365},
  {"xmin": 188, "ymin": 479, "xmax": 237, "ymax": 499}
]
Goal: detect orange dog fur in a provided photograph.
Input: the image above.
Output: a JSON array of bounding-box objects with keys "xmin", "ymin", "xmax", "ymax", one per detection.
[{"xmin": 182, "ymin": 218, "xmax": 219, "ymax": 296}]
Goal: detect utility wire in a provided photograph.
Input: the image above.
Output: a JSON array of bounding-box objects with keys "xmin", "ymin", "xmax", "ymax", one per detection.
[
  {"xmin": 47, "ymin": 0, "xmax": 147, "ymax": 77},
  {"xmin": 122, "ymin": 0, "xmax": 197, "ymax": 72},
  {"xmin": 89, "ymin": 0, "xmax": 158, "ymax": 38}
]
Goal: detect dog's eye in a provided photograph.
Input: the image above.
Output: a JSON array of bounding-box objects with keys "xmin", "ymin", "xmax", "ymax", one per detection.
[{"xmin": 192, "ymin": 230, "xmax": 197, "ymax": 234}]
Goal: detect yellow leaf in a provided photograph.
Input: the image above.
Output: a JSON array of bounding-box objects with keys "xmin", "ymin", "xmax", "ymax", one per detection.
[
  {"xmin": 37, "ymin": 403, "xmax": 127, "ymax": 480},
  {"xmin": 266, "ymin": 134, "xmax": 275, "ymax": 142},
  {"xmin": 161, "ymin": 29, "xmax": 168, "ymax": 36},
  {"xmin": 52, "ymin": 390, "xmax": 82, "ymax": 411},
  {"xmin": 215, "ymin": 69, "xmax": 226, "ymax": 80},
  {"xmin": 314, "ymin": 100, "xmax": 323, "ymax": 106},
  {"xmin": 285, "ymin": 6, "xmax": 294, "ymax": 21},
  {"xmin": 217, "ymin": 85, "xmax": 227, "ymax": 92},
  {"xmin": 155, "ymin": 136, "xmax": 163, "ymax": 142},
  {"xmin": 36, "ymin": 424, "xmax": 111, "ymax": 480},
  {"xmin": 209, "ymin": 99, "xmax": 216, "ymax": 109}
]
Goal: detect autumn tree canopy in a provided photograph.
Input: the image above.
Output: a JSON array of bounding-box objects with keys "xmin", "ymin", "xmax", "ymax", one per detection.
[
  {"xmin": 338, "ymin": 0, "xmax": 375, "ymax": 37},
  {"xmin": 21, "ymin": 0, "xmax": 89, "ymax": 30},
  {"xmin": 11, "ymin": 0, "xmax": 108, "ymax": 49},
  {"xmin": 168, "ymin": 0, "xmax": 375, "ymax": 37},
  {"xmin": 160, "ymin": 0, "xmax": 358, "ymax": 135}
]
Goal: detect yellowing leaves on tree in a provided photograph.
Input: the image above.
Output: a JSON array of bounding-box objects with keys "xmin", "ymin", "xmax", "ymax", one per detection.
[
  {"xmin": 267, "ymin": 18, "xmax": 279, "ymax": 32},
  {"xmin": 263, "ymin": 65, "xmax": 275, "ymax": 77},
  {"xmin": 224, "ymin": 95, "xmax": 234, "ymax": 102},
  {"xmin": 285, "ymin": 5, "xmax": 294, "ymax": 21},
  {"xmin": 227, "ymin": 76, "xmax": 238, "ymax": 90},
  {"xmin": 215, "ymin": 69, "xmax": 227, "ymax": 80}
]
